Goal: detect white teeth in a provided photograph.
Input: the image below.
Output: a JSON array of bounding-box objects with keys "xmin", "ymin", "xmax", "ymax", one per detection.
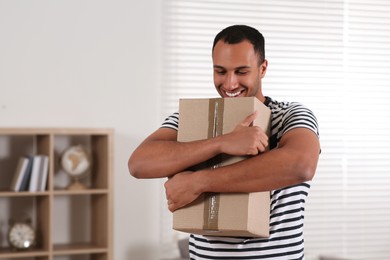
[{"xmin": 226, "ymin": 90, "xmax": 241, "ymax": 97}]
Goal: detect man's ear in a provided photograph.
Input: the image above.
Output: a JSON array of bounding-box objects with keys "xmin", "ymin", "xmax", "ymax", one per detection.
[{"xmin": 260, "ymin": 59, "xmax": 268, "ymax": 78}]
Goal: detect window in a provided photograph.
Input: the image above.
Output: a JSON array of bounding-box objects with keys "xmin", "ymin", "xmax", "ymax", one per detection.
[{"xmin": 160, "ymin": 1, "xmax": 390, "ymax": 259}]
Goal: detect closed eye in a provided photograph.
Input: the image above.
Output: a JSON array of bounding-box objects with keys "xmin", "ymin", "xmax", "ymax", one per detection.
[
  {"xmin": 215, "ymin": 69, "xmax": 226, "ymax": 75},
  {"xmin": 236, "ymin": 70, "xmax": 248, "ymax": 75}
]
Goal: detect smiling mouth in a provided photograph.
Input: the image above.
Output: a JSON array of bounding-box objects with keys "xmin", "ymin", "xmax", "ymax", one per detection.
[{"xmin": 225, "ymin": 89, "xmax": 244, "ymax": 97}]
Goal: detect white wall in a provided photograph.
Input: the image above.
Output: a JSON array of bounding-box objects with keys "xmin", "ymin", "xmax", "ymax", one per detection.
[{"xmin": 0, "ymin": 1, "xmax": 163, "ymax": 259}]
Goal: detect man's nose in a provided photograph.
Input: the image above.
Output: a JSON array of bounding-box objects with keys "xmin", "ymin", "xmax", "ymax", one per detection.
[{"xmin": 224, "ymin": 72, "xmax": 238, "ymax": 90}]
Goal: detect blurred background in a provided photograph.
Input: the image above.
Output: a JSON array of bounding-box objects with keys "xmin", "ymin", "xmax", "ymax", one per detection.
[{"xmin": 1, "ymin": 0, "xmax": 390, "ymax": 259}]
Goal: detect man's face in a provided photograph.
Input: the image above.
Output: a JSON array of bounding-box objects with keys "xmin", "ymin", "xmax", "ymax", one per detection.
[{"xmin": 212, "ymin": 40, "xmax": 267, "ymax": 100}]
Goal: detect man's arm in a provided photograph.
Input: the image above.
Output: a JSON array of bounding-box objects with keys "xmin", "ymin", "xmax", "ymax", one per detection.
[
  {"xmin": 165, "ymin": 127, "xmax": 320, "ymax": 212},
  {"xmin": 128, "ymin": 127, "xmax": 222, "ymax": 179},
  {"xmin": 129, "ymin": 111, "xmax": 268, "ymax": 179}
]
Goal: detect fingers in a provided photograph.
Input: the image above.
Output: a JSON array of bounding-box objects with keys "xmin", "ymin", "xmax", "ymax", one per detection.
[
  {"xmin": 250, "ymin": 126, "xmax": 269, "ymax": 153},
  {"xmin": 165, "ymin": 173, "xmax": 198, "ymax": 212},
  {"xmin": 166, "ymin": 197, "xmax": 181, "ymax": 212},
  {"xmin": 167, "ymin": 200, "xmax": 175, "ymax": 212},
  {"xmin": 164, "ymin": 177, "xmax": 183, "ymax": 212},
  {"xmin": 165, "ymin": 188, "xmax": 176, "ymax": 212},
  {"xmin": 258, "ymin": 131, "xmax": 269, "ymax": 152}
]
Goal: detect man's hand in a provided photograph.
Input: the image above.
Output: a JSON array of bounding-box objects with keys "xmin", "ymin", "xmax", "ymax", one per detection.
[
  {"xmin": 220, "ymin": 110, "xmax": 269, "ymax": 156},
  {"xmin": 165, "ymin": 171, "xmax": 202, "ymax": 212}
]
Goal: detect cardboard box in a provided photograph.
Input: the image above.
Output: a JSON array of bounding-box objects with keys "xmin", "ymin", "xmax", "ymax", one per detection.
[{"xmin": 173, "ymin": 97, "xmax": 271, "ymax": 237}]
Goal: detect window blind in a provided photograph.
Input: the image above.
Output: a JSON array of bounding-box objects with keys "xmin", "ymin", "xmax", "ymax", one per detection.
[{"xmin": 159, "ymin": 1, "xmax": 390, "ymax": 259}]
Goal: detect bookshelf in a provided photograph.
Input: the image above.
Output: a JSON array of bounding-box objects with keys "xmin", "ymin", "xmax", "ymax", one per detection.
[{"xmin": 0, "ymin": 128, "xmax": 113, "ymax": 260}]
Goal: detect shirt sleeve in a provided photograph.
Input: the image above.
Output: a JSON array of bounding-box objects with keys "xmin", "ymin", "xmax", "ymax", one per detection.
[
  {"xmin": 282, "ymin": 102, "xmax": 319, "ymax": 137},
  {"xmin": 161, "ymin": 112, "xmax": 179, "ymax": 131}
]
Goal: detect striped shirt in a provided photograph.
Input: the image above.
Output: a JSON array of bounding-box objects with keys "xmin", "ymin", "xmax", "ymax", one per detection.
[{"xmin": 161, "ymin": 96, "xmax": 319, "ymax": 260}]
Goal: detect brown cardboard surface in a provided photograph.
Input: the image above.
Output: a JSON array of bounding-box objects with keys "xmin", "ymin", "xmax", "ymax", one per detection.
[{"xmin": 173, "ymin": 97, "xmax": 271, "ymax": 237}]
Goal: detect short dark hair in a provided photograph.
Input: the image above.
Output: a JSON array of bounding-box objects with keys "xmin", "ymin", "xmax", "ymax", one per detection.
[{"xmin": 212, "ymin": 25, "xmax": 265, "ymax": 65}]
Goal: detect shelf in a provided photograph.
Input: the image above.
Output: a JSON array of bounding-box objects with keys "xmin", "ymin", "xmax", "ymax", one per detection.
[
  {"xmin": 0, "ymin": 248, "xmax": 49, "ymax": 258},
  {"xmin": 53, "ymin": 189, "xmax": 109, "ymax": 196},
  {"xmin": 0, "ymin": 190, "xmax": 108, "ymax": 197},
  {"xmin": 0, "ymin": 128, "xmax": 114, "ymax": 135},
  {"xmin": 0, "ymin": 244, "xmax": 107, "ymax": 258},
  {"xmin": 53, "ymin": 243, "xmax": 107, "ymax": 255},
  {"xmin": 0, "ymin": 191, "xmax": 50, "ymax": 197},
  {"xmin": 0, "ymin": 128, "xmax": 113, "ymax": 260}
]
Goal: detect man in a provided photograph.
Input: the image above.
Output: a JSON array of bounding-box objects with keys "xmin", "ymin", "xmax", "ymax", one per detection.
[{"xmin": 129, "ymin": 25, "xmax": 320, "ymax": 259}]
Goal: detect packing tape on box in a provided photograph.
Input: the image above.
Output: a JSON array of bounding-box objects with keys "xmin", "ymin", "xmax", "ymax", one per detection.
[
  {"xmin": 208, "ymin": 98, "xmax": 224, "ymax": 142},
  {"xmin": 203, "ymin": 98, "xmax": 224, "ymax": 231}
]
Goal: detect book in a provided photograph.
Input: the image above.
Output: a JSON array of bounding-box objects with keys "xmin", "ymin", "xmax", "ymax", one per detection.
[
  {"xmin": 37, "ymin": 155, "xmax": 49, "ymax": 191},
  {"xmin": 28, "ymin": 155, "xmax": 43, "ymax": 192},
  {"xmin": 18, "ymin": 156, "xmax": 33, "ymax": 191},
  {"xmin": 9, "ymin": 157, "xmax": 30, "ymax": 191}
]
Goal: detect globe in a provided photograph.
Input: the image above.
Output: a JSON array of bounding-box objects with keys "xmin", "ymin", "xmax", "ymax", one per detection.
[{"xmin": 61, "ymin": 145, "xmax": 92, "ymax": 189}]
